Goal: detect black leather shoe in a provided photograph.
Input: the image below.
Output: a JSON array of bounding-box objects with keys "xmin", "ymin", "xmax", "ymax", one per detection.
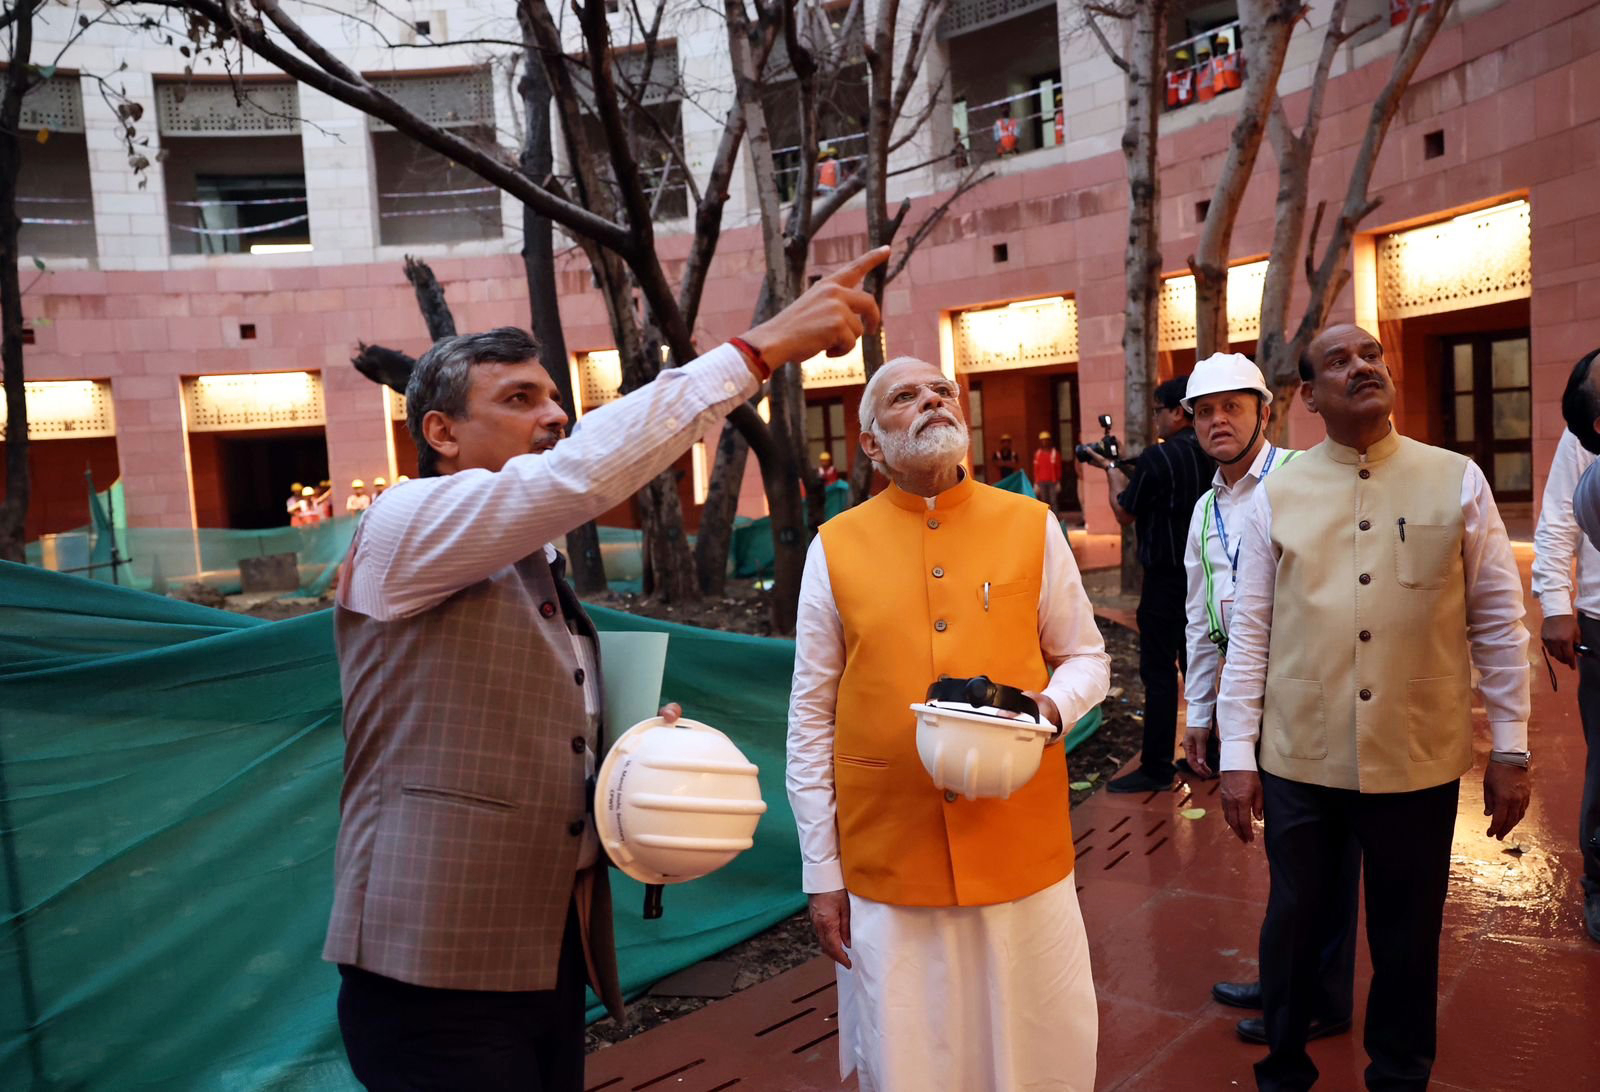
[
  {"xmin": 1235, "ymin": 1016, "xmax": 1352, "ymax": 1045},
  {"xmin": 1212, "ymin": 980, "xmax": 1262, "ymax": 1009},
  {"xmin": 1107, "ymin": 768, "xmax": 1174, "ymax": 793}
]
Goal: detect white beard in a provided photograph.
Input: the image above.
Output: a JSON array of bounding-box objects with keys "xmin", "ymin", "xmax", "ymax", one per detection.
[{"xmin": 874, "ymin": 410, "xmax": 969, "ymax": 474}]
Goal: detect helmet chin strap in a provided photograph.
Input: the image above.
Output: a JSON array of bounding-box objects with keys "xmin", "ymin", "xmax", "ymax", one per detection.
[{"xmin": 1216, "ymin": 407, "xmax": 1266, "ymax": 466}]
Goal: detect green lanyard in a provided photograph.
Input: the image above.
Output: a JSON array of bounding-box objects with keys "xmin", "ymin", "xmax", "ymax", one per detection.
[{"xmin": 1199, "ymin": 449, "xmax": 1299, "ymax": 656}]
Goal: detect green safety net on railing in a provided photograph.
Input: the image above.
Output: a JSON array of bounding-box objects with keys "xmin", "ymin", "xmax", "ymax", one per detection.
[
  {"xmin": 26, "ymin": 477, "xmax": 360, "ymax": 599},
  {"xmin": 1, "ymin": 540, "xmax": 1099, "ymax": 1088}
]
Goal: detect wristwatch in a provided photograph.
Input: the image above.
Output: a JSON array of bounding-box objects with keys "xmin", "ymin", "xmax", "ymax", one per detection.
[{"xmin": 1489, "ymin": 749, "xmax": 1531, "ymax": 768}]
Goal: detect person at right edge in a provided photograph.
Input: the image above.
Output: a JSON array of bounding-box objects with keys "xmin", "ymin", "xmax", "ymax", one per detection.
[
  {"xmin": 1545, "ymin": 346, "xmax": 1600, "ymax": 944},
  {"xmin": 1177, "ymin": 353, "xmax": 1357, "ymax": 1048},
  {"xmin": 1215, "ymin": 324, "xmax": 1532, "ymax": 1091},
  {"xmin": 1082, "ymin": 376, "xmax": 1215, "ymax": 793}
]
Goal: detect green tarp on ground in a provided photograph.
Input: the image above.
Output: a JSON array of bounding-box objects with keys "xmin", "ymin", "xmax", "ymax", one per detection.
[{"xmin": 0, "ymin": 560, "xmax": 1099, "ymax": 1090}]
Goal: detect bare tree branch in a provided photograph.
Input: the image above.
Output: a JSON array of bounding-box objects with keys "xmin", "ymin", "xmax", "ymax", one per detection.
[
  {"xmin": 885, "ymin": 164, "xmax": 992, "ymax": 281},
  {"xmin": 1083, "ymin": 6, "xmax": 1131, "ymax": 74}
]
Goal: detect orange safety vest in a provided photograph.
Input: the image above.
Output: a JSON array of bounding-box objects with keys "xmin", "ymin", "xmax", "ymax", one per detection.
[
  {"xmin": 817, "ymin": 159, "xmax": 839, "ymax": 190},
  {"xmin": 819, "ymin": 475, "xmax": 1076, "ymax": 907},
  {"xmin": 993, "ymin": 116, "xmax": 1020, "ymax": 154},
  {"xmin": 1214, "ymin": 51, "xmax": 1243, "ymax": 92}
]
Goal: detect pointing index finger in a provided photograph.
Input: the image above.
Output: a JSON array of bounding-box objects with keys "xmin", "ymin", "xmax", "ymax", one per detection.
[{"xmin": 824, "ymin": 245, "xmax": 892, "ymax": 289}]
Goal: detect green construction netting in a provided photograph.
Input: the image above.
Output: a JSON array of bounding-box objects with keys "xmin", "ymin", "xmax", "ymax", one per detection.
[
  {"xmin": 731, "ymin": 481, "xmax": 853, "ymax": 579},
  {"xmin": 26, "ymin": 477, "xmax": 359, "ymax": 599},
  {"xmin": 0, "ymin": 560, "xmax": 1099, "ymax": 1089}
]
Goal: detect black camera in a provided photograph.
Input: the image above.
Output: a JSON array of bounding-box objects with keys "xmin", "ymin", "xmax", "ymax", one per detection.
[{"xmin": 1075, "ymin": 414, "xmax": 1132, "ymax": 469}]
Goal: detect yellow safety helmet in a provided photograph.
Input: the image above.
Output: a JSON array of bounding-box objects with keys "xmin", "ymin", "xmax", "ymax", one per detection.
[
  {"xmin": 373, "ymin": 476, "xmax": 387, "ymax": 486},
  {"xmin": 289, "ymin": 482, "xmax": 303, "ymax": 493},
  {"xmin": 351, "ymin": 479, "xmax": 365, "ymax": 489},
  {"xmin": 300, "ymin": 486, "xmax": 316, "ymax": 497}
]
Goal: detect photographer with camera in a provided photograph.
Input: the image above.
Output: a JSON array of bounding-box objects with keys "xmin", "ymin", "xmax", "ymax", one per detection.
[{"xmin": 1080, "ymin": 376, "xmax": 1215, "ymax": 792}]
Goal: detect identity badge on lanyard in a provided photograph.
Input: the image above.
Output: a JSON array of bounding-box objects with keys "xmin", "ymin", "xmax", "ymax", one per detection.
[{"xmin": 1212, "ymin": 445, "xmax": 1278, "ymax": 577}]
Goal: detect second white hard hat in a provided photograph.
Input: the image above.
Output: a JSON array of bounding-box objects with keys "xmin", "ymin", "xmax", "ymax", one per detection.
[
  {"xmin": 1181, "ymin": 352, "xmax": 1271, "ymax": 412},
  {"xmin": 910, "ymin": 676, "xmax": 1055, "ymax": 800},
  {"xmin": 594, "ymin": 715, "xmax": 768, "ymax": 886}
]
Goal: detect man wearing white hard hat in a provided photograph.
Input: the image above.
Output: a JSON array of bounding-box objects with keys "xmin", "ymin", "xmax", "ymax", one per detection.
[
  {"xmin": 324, "ymin": 248, "xmax": 891, "ymax": 1091},
  {"xmin": 787, "ymin": 355, "xmax": 1111, "ymax": 1090},
  {"xmin": 1178, "ymin": 352, "xmax": 1359, "ymax": 1048}
]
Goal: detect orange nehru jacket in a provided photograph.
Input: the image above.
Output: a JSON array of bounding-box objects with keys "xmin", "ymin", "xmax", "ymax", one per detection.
[{"xmin": 819, "ymin": 476, "xmax": 1075, "ymax": 907}]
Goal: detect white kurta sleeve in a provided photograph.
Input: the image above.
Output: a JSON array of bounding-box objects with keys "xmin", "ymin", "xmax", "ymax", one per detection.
[
  {"xmin": 1216, "ymin": 487, "xmax": 1276, "ymax": 771},
  {"xmin": 787, "ymin": 535, "xmax": 847, "ymax": 894},
  {"xmin": 1038, "ymin": 513, "xmax": 1112, "ymax": 728},
  {"xmin": 1530, "ymin": 430, "xmax": 1583, "ymax": 619},
  {"xmin": 1182, "ymin": 499, "xmax": 1218, "ymax": 728},
  {"xmin": 1459, "ymin": 460, "xmax": 1531, "ymax": 751}
]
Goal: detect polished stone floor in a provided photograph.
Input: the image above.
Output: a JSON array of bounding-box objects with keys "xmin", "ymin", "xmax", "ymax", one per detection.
[{"xmin": 583, "ymin": 553, "xmax": 1600, "ymax": 1090}]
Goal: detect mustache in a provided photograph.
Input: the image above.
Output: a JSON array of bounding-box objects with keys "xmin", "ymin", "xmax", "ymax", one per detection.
[
  {"xmin": 531, "ymin": 429, "xmax": 565, "ymax": 451},
  {"xmin": 913, "ymin": 409, "xmax": 959, "ymax": 435},
  {"xmin": 1347, "ymin": 375, "xmax": 1384, "ymax": 394}
]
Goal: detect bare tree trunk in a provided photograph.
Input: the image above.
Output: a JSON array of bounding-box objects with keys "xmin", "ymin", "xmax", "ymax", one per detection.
[
  {"xmin": 1111, "ymin": 2, "xmax": 1168, "ymax": 594},
  {"xmin": 694, "ymin": 411, "xmax": 753, "ymax": 595},
  {"xmin": 403, "ymin": 255, "xmax": 457, "ymax": 340},
  {"xmin": 694, "ymin": 275, "xmax": 778, "ymax": 595},
  {"xmin": 1190, "ymin": 0, "xmax": 1302, "ymax": 359},
  {"xmin": 0, "ymin": 22, "xmax": 34, "ymax": 564},
  {"xmin": 520, "ymin": 41, "xmax": 605, "ymax": 594},
  {"xmin": 1257, "ymin": 0, "xmax": 1453, "ymax": 438}
]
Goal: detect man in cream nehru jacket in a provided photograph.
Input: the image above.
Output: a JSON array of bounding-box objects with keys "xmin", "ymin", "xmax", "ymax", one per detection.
[
  {"xmin": 787, "ymin": 356, "xmax": 1109, "ymax": 1090},
  {"xmin": 1215, "ymin": 324, "xmax": 1532, "ymax": 1091}
]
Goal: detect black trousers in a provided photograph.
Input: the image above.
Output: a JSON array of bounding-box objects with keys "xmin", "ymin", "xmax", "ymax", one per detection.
[
  {"xmin": 1256, "ymin": 772, "xmax": 1458, "ymax": 1092},
  {"xmin": 1135, "ymin": 565, "xmax": 1188, "ymax": 779},
  {"xmin": 1577, "ymin": 615, "xmax": 1600, "ymax": 897},
  {"xmin": 337, "ymin": 902, "xmax": 587, "ymax": 1091}
]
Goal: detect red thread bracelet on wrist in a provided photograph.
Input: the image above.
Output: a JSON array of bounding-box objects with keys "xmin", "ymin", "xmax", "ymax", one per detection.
[{"xmin": 729, "ymin": 336, "xmax": 771, "ymax": 380}]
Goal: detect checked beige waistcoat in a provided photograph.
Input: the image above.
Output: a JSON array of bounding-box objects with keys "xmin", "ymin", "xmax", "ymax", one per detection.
[
  {"xmin": 1258, "ymin": 431, "xmax": 1476, "ymax": 793},
  {"xmin": 323, "ymin": 546, "xmax": 623, "ymax": 1016}
]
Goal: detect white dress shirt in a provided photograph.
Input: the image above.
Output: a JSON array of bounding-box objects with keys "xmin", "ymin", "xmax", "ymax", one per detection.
[
  {"xmin": 336, "ymin": 343, "xmax": 757, "ymax": 868},
  {"xmin": 787, "ymin": 507, "xmax": 1111, "ymax": 894},
  {"xmin": 1216, "ymin": 450, "xmax": 1530, "ymax": 772},
  {"xmin": 1532, "ymin": 429, "xmax": 1600, "ymax": 619},
  {"xmin": 1183, "ymin": 444, "xmax": 1298, "ymax": 729}
]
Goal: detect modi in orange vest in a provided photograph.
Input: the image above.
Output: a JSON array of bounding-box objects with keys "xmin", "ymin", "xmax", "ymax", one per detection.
[{"xmin": 821, "ymin": 475, "xmax": 1078, "ymax": 905}]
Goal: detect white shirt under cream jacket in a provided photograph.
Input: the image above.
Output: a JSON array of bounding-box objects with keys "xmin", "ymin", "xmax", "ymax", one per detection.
[
  {"xmin": 1215, "ymin": 443, "xmax": 1530, "ymax": 772},
  {"xmin": 787, "ymin": 502, "xmax": 1111, "ymax": 894},
  {"xmin": 1183, "ymin": 443, "xmax": 1298, "ymax": 730},
  {"xmin": 1531, "ymin": 428, "xmax": 1600, "ymax": 620}
]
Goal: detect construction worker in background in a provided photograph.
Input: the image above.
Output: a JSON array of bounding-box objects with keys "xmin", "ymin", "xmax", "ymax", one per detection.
[
  {"xmin": 1033, "ymin": 430, "xmax": 1063, "ymax": 513},
  {"xmin": 292, "ymin": 485, "xmax": 318, "ymax": 528},
  {"xmin": 817, "ymin": 146, "xmax": 840, "ymax": 194},
  {"xmin": 314, "ymin": 481, "xmax": 335, "ymax": 522},
  {"xmin": 287, "ymin": 482, "xmax": 305, "ymax": 522},
  {"xmin": 1053, "ymin": 88, "xmax": 1065, "ymax": 145},
  {"xmin": 346, "ymin": 480, "xmax": 372, "ymax": 514},
  {"xmin": 394, "ymin": 475, "xmax": 410, "ymax": 484},
  {"xmin": 1168, "ymin": 48, "xmax": 1195, "ymax": 108},
  {"xmin": 371, "ymin": 476, "xmax": 388, "ymax": 497},
  {"xmin": 994, "ymin": 112, "xmax": 1020, "ymax": 156},
  {"xmin": 818, "ymin": 450, "xmax": 841, "ymax": 486},
  {"xmin": 991, "ymin": 433, "xmax": 1021, "ymax": 482}
]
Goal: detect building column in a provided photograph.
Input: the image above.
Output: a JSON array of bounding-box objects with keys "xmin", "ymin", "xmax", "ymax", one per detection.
[
  {"xmin": 886, "ymin": 3, "xmax": 954, "ymax": 204},
  {"xmin": 83, "ymin": 71, "xmax": 169, "ymax": 272},
  {"xmin": 300, "ymin": 86, "xmax": 378, "ymax": 263},
  {"xmin": 110, "ymin": 373, "xmax": 196, "ymax": 532}
]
